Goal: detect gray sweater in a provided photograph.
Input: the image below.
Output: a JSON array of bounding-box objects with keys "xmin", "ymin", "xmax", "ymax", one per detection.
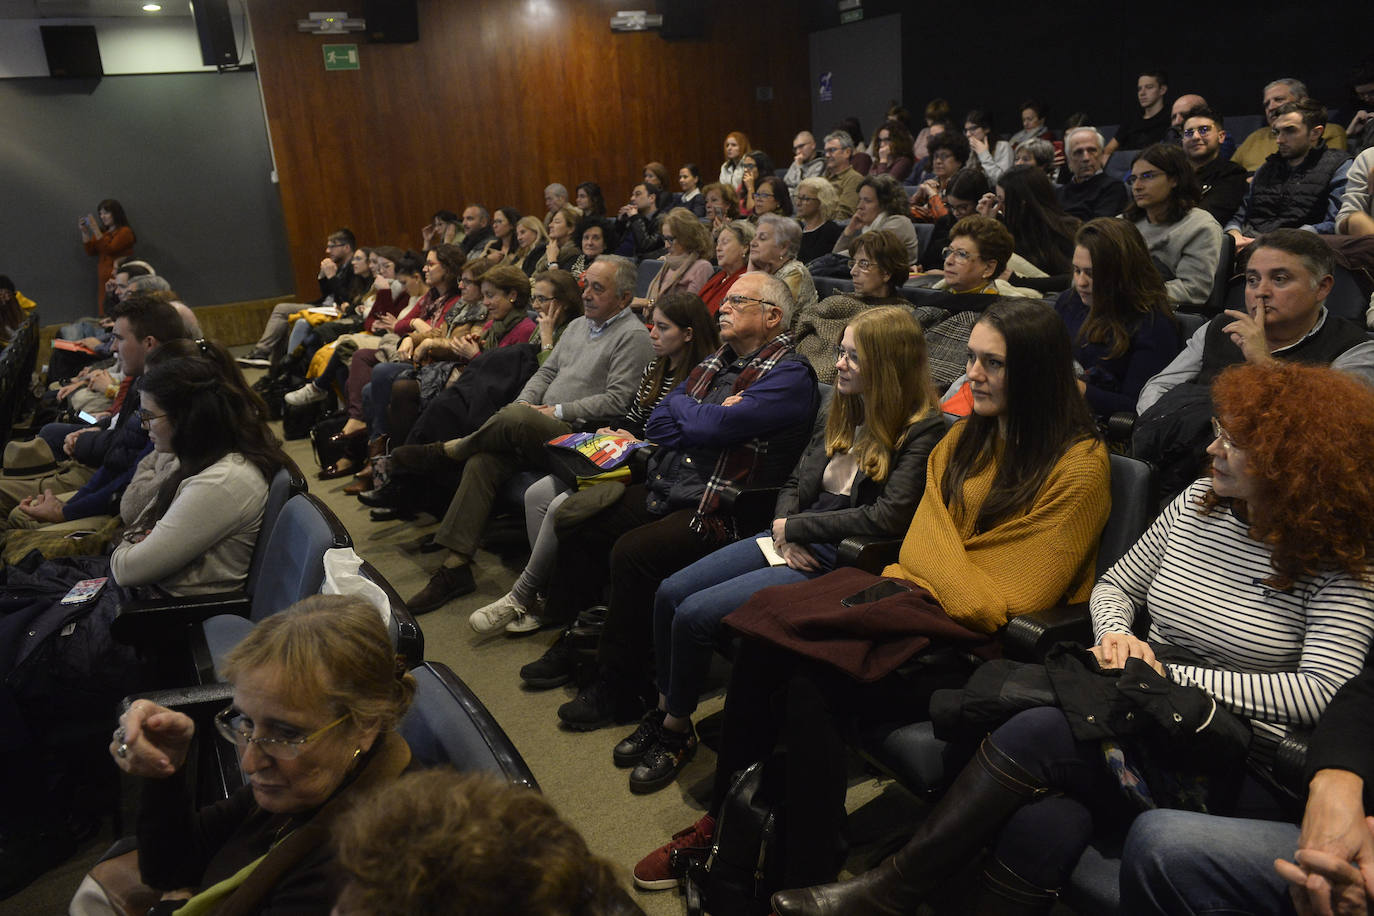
[
  {"xmin": 111, "ymin": 452, "xmax": 267, "ymax": 596},
  {"xmin": 516, "ymin": 309, "xmax": 654, "ymax": 422},
  {"xmin": 1133, "ymin": 207, "xmax": 1224, "ymax": 309}
]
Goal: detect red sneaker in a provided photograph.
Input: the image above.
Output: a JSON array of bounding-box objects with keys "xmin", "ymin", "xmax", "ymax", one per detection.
[{"xmin": 632, "ymin": 813, "xmax": 716, "ymax": 891}]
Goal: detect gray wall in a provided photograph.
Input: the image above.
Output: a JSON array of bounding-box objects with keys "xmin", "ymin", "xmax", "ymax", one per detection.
[
  {"xmin": 808, "ymin": 13, "xmax": 902, "ymax": 148},
  {"xmin": 0, "ymin": 71, "xmax": 294, "ymax": 324}
]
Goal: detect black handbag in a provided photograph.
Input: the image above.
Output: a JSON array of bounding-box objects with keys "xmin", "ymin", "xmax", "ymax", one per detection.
[
  {"xmin": 675, "ymin": 756, "xmax": 787, "ymax": 916},
  {"xmin": 309, "ymin": 414, "xmax": 349, "ymax": 468}
]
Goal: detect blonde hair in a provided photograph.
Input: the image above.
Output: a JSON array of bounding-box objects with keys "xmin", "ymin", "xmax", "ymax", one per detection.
[
  {"xmin": 514, "ymin": 215, "xmax": 549, "ymax": 259},
  {"xmin": 797, "ymin": 176, "xmax": 838, "ymax": 221},
  {"xmin": 334, "ymin": 770, "xmax": 624, "ymax": 915},
  {"xmin": 662, "ymin": 207, "xmax": 714, "ymax": 259},
  {"xmin": 825, "ymin": 306, "xmax": 939, "ymax": 483},
  {"xmin": 219, "ymin": 595, "xmax": 415, "ymax": 736}
]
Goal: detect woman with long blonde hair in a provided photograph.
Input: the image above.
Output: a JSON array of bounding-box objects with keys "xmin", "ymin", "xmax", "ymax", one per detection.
[
  {"xmin": 617, "ymin": 306, "xmax": 947, "ymax": 795},
  {"xmin": 509, "ymin": 215, "xmax": 548, "ymax": 276}
]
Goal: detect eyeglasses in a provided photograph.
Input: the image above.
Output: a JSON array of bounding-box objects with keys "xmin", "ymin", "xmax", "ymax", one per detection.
[
  {"xmin": 136, "ymin": 409, "xmax": 166, "ymax": 427},
  {"xmin": 793, "ymin": 142, "xmax": 809, "ymax": 151},
  {"xmin": 326, "ymin": 241, "xmax": 349, "ymax": 249},
  {"xmin": 213, "ymin": 705, "xmax": 348, "ymax": 760},
  {"xmin": 942, "ymin": 246, "xmax": 977, "ymax": 263},
  {"xmin": 793, "ymin": 195, "xmax": 817, "ymax": 204},
  {"xmin": 1181, "ymin": 125, "xmax": 1215, "ymax": 139},
  {"xmin": 1124, "ymin": 170, "xmax": 1166, "ymax": 186},
  {"xmin": 849, "ymin": 257, "xmax": 876, "ymax": 272},
  {"xmin": 834, "ymin": 345, "xmax": 860, "ymax": 368},
  {"xmin": 823, "ymin": 146, "xmax": 844, "ymax": 156},
  {"xmin": 753, "ymin": 191, "xmax": 774, "ymax": 201},
  {"xmin": 720, "ymin": 294, "xmax": 776, "ymax": 312},
  {"xmin": 532, "ymin": 294, "xmax": 557, "ymax": 305},
  {"xmin": 1210, "ymin": 417, "xmax": 1240, "ymax": 454},
  {"xmin": 661, "ymin": 234, "xmax": 677, "ymax": 245}
]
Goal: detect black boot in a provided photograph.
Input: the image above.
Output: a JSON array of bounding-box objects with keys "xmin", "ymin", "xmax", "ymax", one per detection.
[
  {"xmin": 770, "ymin": 738, "xmax": 1048, "ymax": 916},
  {"xmin": 966, "ymin": 857, "xmax": 1058, "ymax": 915}
]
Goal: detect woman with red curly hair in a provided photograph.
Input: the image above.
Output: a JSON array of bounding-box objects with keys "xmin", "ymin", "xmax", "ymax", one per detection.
[{"xmin": 770, "ymin": 360, "xmax": 1374, "ymax": 915}]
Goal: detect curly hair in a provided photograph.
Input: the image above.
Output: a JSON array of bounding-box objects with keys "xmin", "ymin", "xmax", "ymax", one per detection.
[
  {"xmin": 1206, "ymin": 361, "xmax": 1374, "ymax": 589},
  {"xmin": 333, "ymin": 771, "xmax": 624, "ymax": 916}
]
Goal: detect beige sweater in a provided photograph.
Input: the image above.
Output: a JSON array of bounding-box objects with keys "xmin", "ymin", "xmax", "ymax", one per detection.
[{"xmin": 111, "ymin": 452, "xmax": 267, "ymax": 596}]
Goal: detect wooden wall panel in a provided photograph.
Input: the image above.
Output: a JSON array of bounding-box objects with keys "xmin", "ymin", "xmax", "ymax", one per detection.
[{"xmin": 246, "ymin": 0, "xmax": 810, "ymax": 299}]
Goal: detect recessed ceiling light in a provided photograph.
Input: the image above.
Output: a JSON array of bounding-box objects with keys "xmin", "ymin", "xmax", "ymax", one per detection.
[{"xmin": 142, "ymin": 3, "xmax": 162, "ymax": 10}]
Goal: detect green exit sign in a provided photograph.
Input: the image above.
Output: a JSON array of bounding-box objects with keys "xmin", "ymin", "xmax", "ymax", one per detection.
[
  {"xmin": 839, "ymin": 8, "xmax": 863, "ymax": 23},
  {"xmin": 323, "ymin": 44, "xmax": 359, "ymax": 71}
]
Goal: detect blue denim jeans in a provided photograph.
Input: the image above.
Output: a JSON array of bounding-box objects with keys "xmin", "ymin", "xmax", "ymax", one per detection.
[
  {"xmin": 365, "ymin": 361, "xmax": 411, "ymax": 436},
  {"xmin": 652, "ymin": 535, "xmax": 822, "ymax": 718},
  {"xmin": 1120, "ymin": 809, "xmax": 1298, "ymax": 915}
]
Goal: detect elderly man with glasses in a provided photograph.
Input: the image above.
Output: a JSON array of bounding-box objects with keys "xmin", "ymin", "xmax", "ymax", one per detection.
[
  {"xmin": 822, "ymin": 131, "xmax": 863, "ymax": 220},
  {"xmin": 525, "ymin": 270, "xmax": 819, "ymax": 736},
  {"xmin": 784, "ymin": 130, "xmax": 826, "ymax": 191}
]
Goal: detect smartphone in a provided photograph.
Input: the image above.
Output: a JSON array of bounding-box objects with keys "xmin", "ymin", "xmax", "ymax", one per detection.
[
  {"xmin": 78, "ymin": 410, "xmax": 99, "ymax": 424},
  {"xmin": 60, "ymin": 577, "xmax": 108, "ymax": 606},
  {"xmin": 840, "ymin": 580, "xmax": 912, "ymax": 607}
]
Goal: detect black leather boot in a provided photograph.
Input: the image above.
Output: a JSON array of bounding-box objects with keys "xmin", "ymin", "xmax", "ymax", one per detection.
[
  {"xmin": 967, "ymin": 857, "xmax": 1058, "ymax": 915},
  {"xmin": 770, "ymin": 738, "xmax": 1048, "ymax": 916}
]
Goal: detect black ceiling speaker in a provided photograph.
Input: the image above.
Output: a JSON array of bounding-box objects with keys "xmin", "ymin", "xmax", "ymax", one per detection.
[
  {"xmin": 661, "ymin": 0, "xmax": 707, "ymax": 40},
  {"xmin": 364, "ymin": 0, "xmax": 420, "ymax": 43},
  {"xmin": 191, "ymin": 0, "xmax": 239, "ymax": 68},
  {"xmin": 40, "ymin": 25, "xmax": 102, "ymax": 78}
]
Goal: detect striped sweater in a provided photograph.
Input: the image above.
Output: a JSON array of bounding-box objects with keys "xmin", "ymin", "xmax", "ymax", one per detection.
[{"xmin": 1092, "ymin": 479, "xmax": 1374, "ymax": 751}]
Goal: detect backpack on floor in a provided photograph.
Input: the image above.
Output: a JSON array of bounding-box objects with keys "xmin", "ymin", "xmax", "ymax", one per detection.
[{"xmin": 676, "ymin": 755, "xmax": 787, "ymax": 916}]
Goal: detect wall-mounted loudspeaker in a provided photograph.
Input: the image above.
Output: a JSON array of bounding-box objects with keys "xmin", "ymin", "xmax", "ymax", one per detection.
[
  {"xmin": 363, "ymin": 0, "xmax": 420, "ymax": 43},
  {"xmin": 40, "ymin": 25, "xmax": 102, "ymax": 78},
  {"xmin": 191, "ymin": 0, "xmax": 238, "ymax": 67}
]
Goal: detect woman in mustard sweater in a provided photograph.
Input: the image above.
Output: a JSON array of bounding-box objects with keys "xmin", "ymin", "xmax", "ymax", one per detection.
[{"xmin": 633, "ymin": 298, "xmax": 1111, "ymax": 894}]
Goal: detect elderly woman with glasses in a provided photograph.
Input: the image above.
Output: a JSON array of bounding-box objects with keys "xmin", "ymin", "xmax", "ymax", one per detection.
[
  {"xmin": 91, "ymin": 596, "xmax": 417, "ymax": 915},
  {"xmin": 795, "ymin": 229, "xmax": 915, "ymax": 382},
  {"xmin": 833, "ymin": 174, "xmax": 920, "ymax": 263},
  {"xmin": 749, "ymin": 213, "xmax": 819, "ymax": 317},
  {"xmin": 630, "ymin": 208, "xmax": 716, "ymax": 321}
]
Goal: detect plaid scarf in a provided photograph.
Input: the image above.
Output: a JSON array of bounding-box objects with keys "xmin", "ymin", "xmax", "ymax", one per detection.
[{"xmin": 685, "ymin": 332, "xmax": 795, "ymax": 540}]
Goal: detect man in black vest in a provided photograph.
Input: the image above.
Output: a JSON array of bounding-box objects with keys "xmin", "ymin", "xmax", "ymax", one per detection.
[
  {"xmin": 1225, "ymin": 99, "xmax": 1352, "ymax": 254},
  {"xmin": 1133, "ymin": 229, "xmax": 1374, "ymax": 498}
]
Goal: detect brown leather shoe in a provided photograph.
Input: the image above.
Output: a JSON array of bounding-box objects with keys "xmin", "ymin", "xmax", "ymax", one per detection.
[
  {"xmin": 390, "ymin": 442, "xmax": 452, "ymax": 473},
  {"xmin": 348, "ymin": 469, "xmax": 376, "ymax": 497},
  {"xmin": 406, "ymin": 564, "xmax": 475, "ymax": 615}
]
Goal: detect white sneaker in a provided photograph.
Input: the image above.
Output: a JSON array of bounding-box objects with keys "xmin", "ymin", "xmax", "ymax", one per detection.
[
  {"xmin": 505, "ymin": 608, "xmax": 543, "ymax": 634},
  {"xmin": 235, "ymin": 350, "xmax": 271, "ymax": 368},
  {"xmin": 284, "ymin": 383, "xmax": 328, "ymax": 407},
  {"xmin": 470, "ymin": 593, "xmax": 525, "ymax": 634}
]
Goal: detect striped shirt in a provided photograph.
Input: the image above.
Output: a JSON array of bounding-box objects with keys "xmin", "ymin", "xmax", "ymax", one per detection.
[{"xmin": 1092, "ymin": 479, "xmax": 1374, "ymax": 752}]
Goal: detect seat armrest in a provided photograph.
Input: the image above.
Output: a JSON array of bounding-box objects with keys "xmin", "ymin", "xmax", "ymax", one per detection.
[
  {"xmin": 723, "ymin": 487, "xmax": 780, "ymax": 535},
  {"xmin": 1272, "ymin": 731, "xmax": 1312, "ymax": 799},
  {"xmin": 1003, "ymin": 603, "xmax": 1092, "ymax": 661},
  {"xmin": 1105, "ymin": 411, "xmax": 1136, "ymax": 443},
  {"xmin": 359, "ymin": 559, "xmax": 424, "ymax": 666},
  {"xmin": 111, "ymin": 592, "xmax": 251, "ymax": 645},
  {"xmin": 838, "ymin": 535, "xmax": 902, "ymax": 574},
  {"xmin": 123, "ymin": 682, "xmax": 235, "ymax": 718}
]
